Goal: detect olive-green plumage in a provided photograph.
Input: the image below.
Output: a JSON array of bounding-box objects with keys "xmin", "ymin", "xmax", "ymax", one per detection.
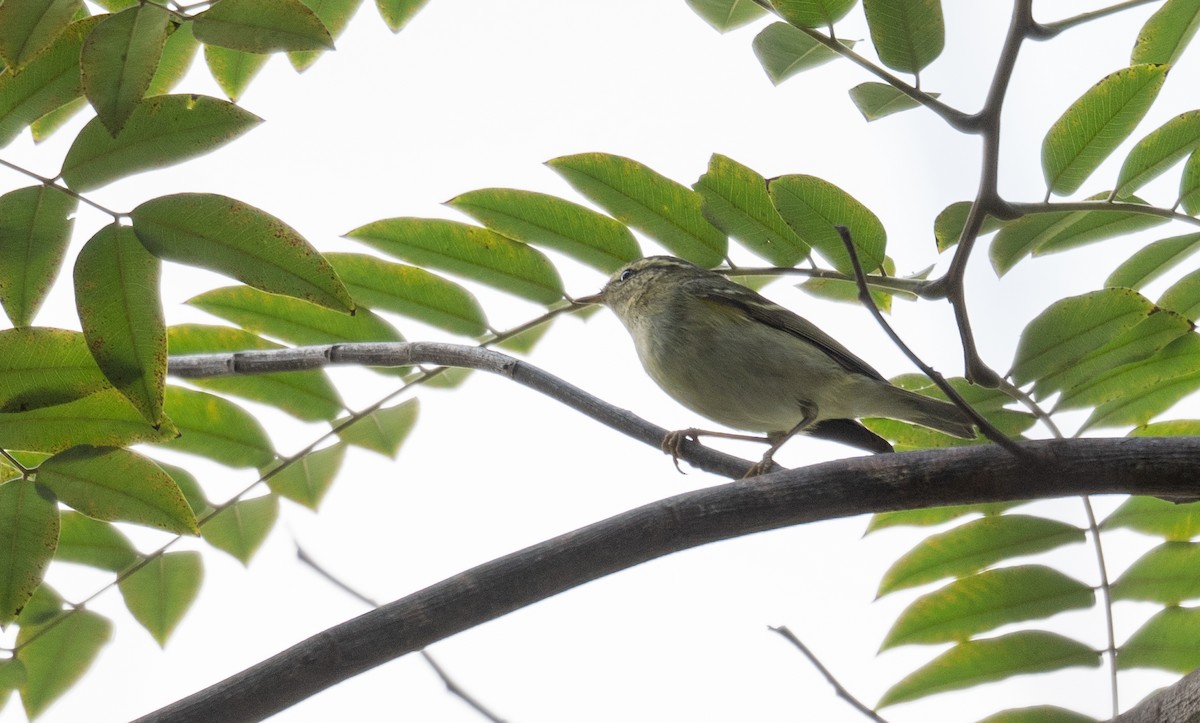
[{"xmin": 582, "ymin": 256, "xmax": 974, "ymax": 459}]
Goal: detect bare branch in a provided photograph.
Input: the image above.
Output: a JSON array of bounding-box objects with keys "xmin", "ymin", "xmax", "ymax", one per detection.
[
  {"xmin": 136, "ymin": 437, "xmax": 1200, "ymax": 722},
  {"xmin": 168, "ymin": 342, "xmax": 770, "ymax": 479},
  {"xmin": 769, "ymin": 626, "xmax": 889, "ymax": 723}
]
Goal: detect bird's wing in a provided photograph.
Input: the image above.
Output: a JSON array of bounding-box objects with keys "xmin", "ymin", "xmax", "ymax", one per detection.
[{"xmin": 694, "ymin": 279, "xmax": 886, "ymax": 382}]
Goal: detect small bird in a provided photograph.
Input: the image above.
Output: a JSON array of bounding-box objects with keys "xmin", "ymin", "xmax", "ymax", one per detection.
[{"xmin": 576, "ymin": 256, "xmax": 975, "ymax": 476}]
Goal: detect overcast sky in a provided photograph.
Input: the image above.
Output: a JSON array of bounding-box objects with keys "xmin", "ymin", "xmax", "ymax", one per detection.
[{"xmin": 2, "ymin": 1, "xmax": 1195, "ymax": 721}]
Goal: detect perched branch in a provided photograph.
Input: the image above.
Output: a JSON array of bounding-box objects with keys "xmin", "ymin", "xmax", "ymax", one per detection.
[
  {"xmin": 769, "ymin": 626, "xmax": 888, "ymax": 723},
  {"xmin": 169, "ymin": 342, "xmax": 771, "ymax": 479},
  {"xmin": 1115, "ymin": 666, "xmax": 1200, "ymax": 723},
  {"xmin": 137, "ymin": 437, "xmax": 1200, "ymax": 722}
]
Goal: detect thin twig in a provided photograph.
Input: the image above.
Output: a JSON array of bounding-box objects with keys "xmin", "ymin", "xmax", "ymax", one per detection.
[
  {"xmin": 768, "ymin": 626, "xmax": 888, "ymax": 723},
  {"xmin": 295, "ymin": 546, "xmax": 508, "ymax": 723},
  {"xmin": 834, "ymin": 226, "xmax": 1028, "ymax": 457},
  {"xmin": 1034, "ymin": 0, "xmax": 1159, "ymax": 37},
  {"xmin": 1082, "ymin": 498, "xmax": 1119, "ymax": 719},
  {"xmin": 720, "ymin": 266, "xmax": 929, "ymax": 295},
  {"xmin": 1009, "ymin": 200, "xmax": 1200, "ymax": 228},
  {"xmin": 0, "ymin": 157, "xmax": 123, "ymax": 220}
]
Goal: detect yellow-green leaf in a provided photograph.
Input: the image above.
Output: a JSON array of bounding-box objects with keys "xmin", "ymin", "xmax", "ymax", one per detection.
[
  {"xmin": 80, "ymin": 4, "xmax": 170, "ymax": 134},
  {"xmin": 345, "ymin": 217, "xmax": 565, "ymax": 304},
  {"xmin": 201, "ymin": 494, "xmax": 278, "ymax": 564},
  {"xmin": 0, "ymin": 480, "xmax": 58, "ymax": 625},
  {"xmin": 0, "ymin": 185, "xmax": 77, "ymax": 328},
  {"xmin": 768, "ymin": 174, "xmax": 886, "ymax": 274},
  {"xmin": 16, "ymin": 608, "xmax": 111, "ymax": 718},
  {"xmin": 1042, "ymin": 64, "xmax": 1168, "ymax": 197},
  {"xmin": 132, "ymin": 193, "xmax": 354, "ymax": 312},
  {"xmin": 155, "ymin": 386, "xmax": 276, "ymax": 469},
  {"xmin": 37, "ymin": 445, "xmax": 199, "ymax": 534},
  {"xmin": 118, "ymin": 551, "xmax": 202, "ymax": 645},
  {"xmin": 62, "ymin": 94, "xmax": 263, "ymax": 192},
  {"xmin": 193, "ymin": 0, "xmax": 333, "ymax": 52},
  {"xmin": 75, "ymin": 224, "xmax": 166, "ymax": 424}
]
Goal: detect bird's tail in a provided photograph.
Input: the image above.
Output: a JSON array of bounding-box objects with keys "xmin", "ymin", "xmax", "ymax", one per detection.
[{"xmin": 879, "ymin": 385, "xmax": 976, "ymax": 439}]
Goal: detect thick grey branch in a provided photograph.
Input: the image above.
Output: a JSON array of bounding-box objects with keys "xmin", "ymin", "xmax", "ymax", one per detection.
[
  {"xmin": 1116, "ymin": 666, "xmax": 1200, "ymax": 723},
  {"xmin": 138, "ymin": 437, "xmax": 1200, "ymax": 722}
]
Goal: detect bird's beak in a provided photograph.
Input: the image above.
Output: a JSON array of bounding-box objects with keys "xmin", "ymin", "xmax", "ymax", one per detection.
[{"xmin": 573, "ymin": 291, "xmax": 605, "ymax": 305}]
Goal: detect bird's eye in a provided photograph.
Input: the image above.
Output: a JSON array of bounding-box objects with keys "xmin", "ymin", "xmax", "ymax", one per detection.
[{"xmin": 619, "ymin": 268, "xmax": 636, "ymax": 282}]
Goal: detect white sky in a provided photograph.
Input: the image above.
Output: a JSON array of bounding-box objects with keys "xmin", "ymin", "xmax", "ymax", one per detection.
[{"xmin": 2, "ymin": 1, "xmax": 1197, "ymax": 721}]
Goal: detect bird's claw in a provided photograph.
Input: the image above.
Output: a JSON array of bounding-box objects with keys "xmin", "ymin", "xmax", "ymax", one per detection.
[{"xmin": 662, "ymin": 429, "xmax": 701, "ymax": 474}]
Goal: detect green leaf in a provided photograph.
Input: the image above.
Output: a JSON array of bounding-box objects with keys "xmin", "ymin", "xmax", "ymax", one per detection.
[
  {"xmin": 0, "ymin": 0, "xmax": 82, "ymax": 68},
  {"xmin": 29, "ymin": 96, "xmax": 88, "ymax": 142},
  {"xmin": 201, "ymin": 494, "xmax": 278, "ymax": 564},
  {"xmin": 1042, "ymin": 64, "xmax": 1168, "ymax": 197},
  {"xmin": 336, "ymin": 398, "xmax": 418, "ymax": 457},
  {"xmin": 118, "ymin": 551, "xmax": 202, "ymax": 645},
  {"xmin": 684, "ymin": 0, "xmax": 766, "ymax": 32},
  {"xmin": 865, "ymin": 503, "xmax": 1016, "ymax": 534},
  {"xmin": 375, "ymin": 0, "xmax": 429, "ymax": 32},
  {"xmin": 0, "ymin": 658, "xmax": 26, "ymax": 706},
  {"xmin": 168, "ymin": 324, "xmax": 345, "ymax": 421},
  {"xmin": 1131, "ymin": 0, "xmax": 1200, "ymax": 67},
  {"xmin": 768, "ymin": 174, "xmax": 886, "ymax": 274},
  {"xmin": 1159, "ymin": 267, "xmax": 1200, "ymax": 319},
  {"xmin": 1115, "ymin": 110, "xmax": 1200, "ymax": 198},
  {"xmin": 1106, "ymin": 232, "xmax": 1200, "ymax": 289},
  {"xmin": 37, "ymin": 445, "xmax": 199, "ymax": 535},
  {"xmin": 1032, "ymin": 309, "xmax": 1192, "ymax": 401},
  {"xmin": 1111, "ymin": 542, "xmax": 1200, "ymax": 604},
  {"xmin": 861, "ymin": 0, "xmax": 944, "ymax": 74},
  {"xmin": 267, "ymin": 442, "xmax": 345, "ymax": 509},
  {"xmin": 0, "ymin": 328, "xmax": 110, "ymax": 412},
  {"xmin": 62, "ymin": 94, "xmax": 263, "ymax": 192},
  {"xmin": 75, "ymin": 225, "xmax": 166, "ymax": 424},
  {"xmin": 81, "ymin": 4, "xmax": 170, "ymax": 134},
  {"xmin": 14, "ymin": 581, "xmax": 63, "ymax": 626},
  {"xmin": 203, "ymin": 44, "xmax": 268, "ymax": 101},
  {"xmin": 325, "ymin": 253, "xmax": 488, "ymax": 336},
  {"xmin": 877, "ymin": 515, "xmax": 1085, "ymax": 596},
  {"xmin": 1009, "ymin": 288, "xmax": 1152, "ymax": 386},
  {"xmin": 345, "ymin": 217, "xmax": 565, "ymax": 304},
  {"xmin": 0, "ymin": 387, "xmax": 176, "ymax": 453},
  {"xmin": 990, "ymin": 200, "xmax": 1168, "ymax": 275},
  {"xmin": 770, "ymin": 0, "xmax": 857, "ymax": 28},
  {"xmin": 751, "ymin": 22, "xmax": 851, "ymax": 85},
  {"xmin": 933, "ymin": 201, "xmax": 1005, "ymax": 252},
  {"xmin": 155, "ymin": 386, "xmax": 276, "ymax": 468},
  {"xmin": 55, "ymin": 511, "xmax": 138, "ymax": 571},
  {"xmin": 193, "ymin": 0, "xmax": 334, "ymax": 52},
  {"xmin": 288, "ymin": 0, "xmax": 361, "ymax": 70},
  {"xmin": 880, "ymin": 566, "xmax": 1094, "ymax": 650},
  {"xmin": 0, "ymin": 480, "xmax": 58, "ymax": 625},
  {"xmin": 1073, "ymin": 333, "xmax": 1200, "ymax": 428},
  {"xmin": 0, "ymin": 17, "xmax": 100, "ymax": 146},
  {"xmin": 878, "ymin": 631, "xmax": 1100, "ymax": 708},
  {"xmin": 0, "ymin": 185, "xmax": 77, "ymax": 328},
  {"xmin": 493, "ymin": 313, "xmax": 556, "ymax": 354},
  {"xmin": 883, "ymin": 375, "xmax": 1034, "ymax": 438},
  {"xmin": 16, "ymin": 608, "xmax": 111, "ymax": 718},
  {"xmin": 975, "ymin": 707, "xmax": 1098, "ymax": 723},
  {"xmin": 693, "ymin": 153, "xmax": 810, "ymax": 266},
  {"xmin": 157, "ymin": 460, "xmax": 211, "ymax": 516},
  {"xmin": 132, "ymin": 193, "xmax": 355, "ymax": 312},
  {"xmin": 186, "ymin": 286, "xmax": 406, "ymax": 360},
  {"xmin": 546, "ymin": 152, "xmax": 726, "ymax": 267},
  {"xmin": 147, "ymin": 21, "xmax": 199, "ymax": 96},
  {"xmin": 1102, "ymin": 493, "xmax": 1200, "ymax": 541},
  {"xmin": 446, "ymin": 188, "xmax": 641, "ymax": 273},
  {"xmin": 1119, "ymin": 606, "xmax": 1200, "ymax": 673},
  {"xmin": 1180, "ymin": 147, "xmax": 1200, "ymax": 214},
  {"xmin": 848, "ymin": 82, "xmax": 934, "ymax": 121}
]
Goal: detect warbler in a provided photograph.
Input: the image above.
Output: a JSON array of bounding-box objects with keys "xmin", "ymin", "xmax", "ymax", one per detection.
[{"xmin": 576, "ymin": 256, "xmax": 975, "ymax": 475}]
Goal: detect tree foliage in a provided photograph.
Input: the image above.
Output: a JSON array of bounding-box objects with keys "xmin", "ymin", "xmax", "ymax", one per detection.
[{"xmin": 1, "ymin": 0, "xmax": 1199, "ymax": 720}]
